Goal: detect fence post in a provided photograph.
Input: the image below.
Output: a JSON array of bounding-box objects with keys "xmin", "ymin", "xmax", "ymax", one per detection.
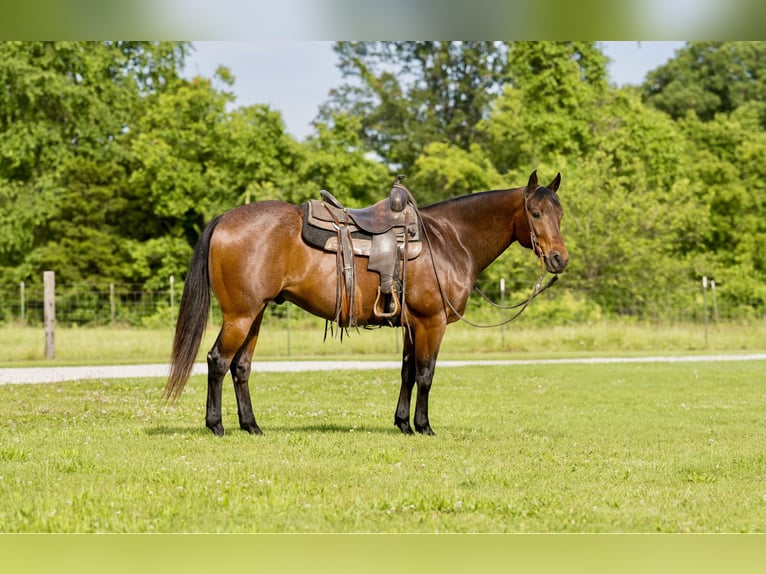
[
  {"xmin": 44, "ymin": 271, "xmax": 55, "ymax": 360},
  {"xmin": 109, "ymin": 283, "xmax": 115, "ymax": 324},
  {"xmin": 20, "ymin": 281, "xmax": 25, "ymax": 323},
  {"xmin": 286, "ymin": 303, "xmax": 292, "ymax": 357},
  {"xmin": 702, "ymin": 276, "xmax": 709, "ymax": 349},
  {"xmin": 711, "ymin": 279, "xmax": 719, "ymax": 326},
  {"xmin": 500, "ymin": 278, "xmax": 506, "ymax": 347}
]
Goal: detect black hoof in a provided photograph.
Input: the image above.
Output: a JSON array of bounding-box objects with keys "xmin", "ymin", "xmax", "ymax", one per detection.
[
  {"xmin": 241, "ymin": 423, "xmax": 263, "ymax": 435},
  {"xmin": 207, "ymin": 422, "xmax": 225, "ymax": 436},
  {"xmin": 395, "ymin": 420, "xmax": 414, "ymax": 435},
  {"xmin": 415, "ymin": 425, "xmax": 436, "ymax": 436}
]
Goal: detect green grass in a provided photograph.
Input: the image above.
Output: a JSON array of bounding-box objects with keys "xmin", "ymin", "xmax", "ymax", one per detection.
[
  {"xmin": 2, "ymin": 360, "xmax": 766, "ymax": 532},
  {"xmin": 1, "ymin": 317, "xmax": 765, "ymax": 365}
]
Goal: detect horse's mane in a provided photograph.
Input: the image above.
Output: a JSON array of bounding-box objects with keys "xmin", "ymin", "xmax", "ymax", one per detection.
[
  {"xmin": 421, "ymin": 187, "xmax": 520, "ymax": 212},
  {"xmin": 422, "ymin": 185, "xmax": 560, "ymax": 213}
]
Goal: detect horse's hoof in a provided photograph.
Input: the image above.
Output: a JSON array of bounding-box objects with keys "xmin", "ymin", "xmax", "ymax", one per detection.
[
  {"xmin": 241, "ymin": 424, "xmax": 263, "ymax": 435},
  {"xmin": 395, "ymin": 420, "xmax": 414, "ymax": 435},
  {"xmin": 207, "ymin": 422, "xmax": 225, "ymax": 436},
  {"xmin": 415, "ymin": 425, "xmax": 436, "ymax": 436}
]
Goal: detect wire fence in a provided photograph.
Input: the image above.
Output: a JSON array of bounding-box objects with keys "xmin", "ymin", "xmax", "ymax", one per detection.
[
  {"xmin": 0, "ymin": 280, "xmax": 183, "ymax": 327},
  {"xmin": 0, "ymin": 275, "xmax": 761, "ymax": 328}
]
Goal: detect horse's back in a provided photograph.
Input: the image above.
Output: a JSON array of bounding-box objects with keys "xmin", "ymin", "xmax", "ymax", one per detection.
[{"xmin": 214, "ymin": 200, "xmax": 301, "ymax": 234}]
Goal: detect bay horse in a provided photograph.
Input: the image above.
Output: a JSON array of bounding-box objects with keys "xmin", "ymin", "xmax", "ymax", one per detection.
[{"xmin": 164, "ymin": 170, "xmax": 568, "ymax": 436}]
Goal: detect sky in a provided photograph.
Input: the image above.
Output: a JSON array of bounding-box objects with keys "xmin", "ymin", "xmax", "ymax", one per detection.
[{"xmin": 182, "ymin": 41, "xmax": 687, "ymax": 141}]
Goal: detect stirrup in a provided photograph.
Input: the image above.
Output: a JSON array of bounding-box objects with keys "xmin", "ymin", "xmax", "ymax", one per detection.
[{"xmin": 373, "ymin": 286, "xmax": 401, "ymax": 319}]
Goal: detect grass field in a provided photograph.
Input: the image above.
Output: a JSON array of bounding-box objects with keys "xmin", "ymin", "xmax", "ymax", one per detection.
[{"xmin": 2, "ymin": 359, "xmax": 766, "ymax": 532}]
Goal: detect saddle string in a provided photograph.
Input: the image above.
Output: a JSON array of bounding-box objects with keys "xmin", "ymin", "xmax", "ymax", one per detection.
[
  {"xmin": 390, "ymin": 179, "xmax": 422, "ymax": 341},
  {"xmin": 322, "ymin": 203, "xmax": 357, "ymax": 339}
]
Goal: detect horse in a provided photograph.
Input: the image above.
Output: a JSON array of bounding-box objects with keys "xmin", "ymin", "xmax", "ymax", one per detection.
[{"xmin": 164, "ymin": 170, "xmax": 569, "ymax": 436}]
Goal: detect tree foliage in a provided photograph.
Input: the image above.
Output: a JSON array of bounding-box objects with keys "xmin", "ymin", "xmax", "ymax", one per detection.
[
  {"xmin": 642, "ymin": 42, "xmax": 766, "ymax": 125},
  {"xmin": 1, "ymin": 41, "xmax": 765, "ymax": 322},
  {"xmin": 0, "ymin": 41, "xmax": 188, "ymax": 285},
  {"xmin": 321, "ymin": 41, "xmax": 510, "ymax": 172}
]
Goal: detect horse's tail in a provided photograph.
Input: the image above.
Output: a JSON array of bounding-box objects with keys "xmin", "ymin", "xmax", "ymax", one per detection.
[{"xmin": 164, "ymin": 216, "xmax": 222, "ymax": 401}]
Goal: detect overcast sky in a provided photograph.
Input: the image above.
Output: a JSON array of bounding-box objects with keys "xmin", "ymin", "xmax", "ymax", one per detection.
[{"xmin": 182, "ymin": 41, "xmax": 686, "ymax": 141}]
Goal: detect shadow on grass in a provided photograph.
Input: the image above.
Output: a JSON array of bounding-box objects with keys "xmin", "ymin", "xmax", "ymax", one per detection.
[
  {"xmin": 145, "ymin": 425, "xmax": 211, "ymax": 437},
  {"xmin": 270, "ymin": 423, "xmax": 399, "ymax": 435},
  {"xmin": 145, "ymin": 423, "xmax": 399, "ymax": 436}
]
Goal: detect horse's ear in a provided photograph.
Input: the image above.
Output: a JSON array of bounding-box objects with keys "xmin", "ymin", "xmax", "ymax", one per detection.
[
  {"xmin": 548, "ymin": 173, "xmax": 561, "ymax": 193},
  {"xmin": 526, "ymin": 170, "xmax": 538, "ymax": 192}
]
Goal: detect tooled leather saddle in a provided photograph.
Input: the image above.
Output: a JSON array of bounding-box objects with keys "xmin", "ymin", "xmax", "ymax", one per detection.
[{"xmin": 301, "ymin": 176, "xmax": 422, "ymax": 327}]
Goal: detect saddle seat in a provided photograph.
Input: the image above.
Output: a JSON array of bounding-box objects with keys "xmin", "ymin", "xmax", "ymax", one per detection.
[{"xmin": 319, "ymin": 189, "xmax": 413, "ymax": 235}]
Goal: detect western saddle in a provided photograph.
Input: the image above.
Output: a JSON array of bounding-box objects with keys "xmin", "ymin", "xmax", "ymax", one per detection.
[{"xmin": 302, "ymin": 176, "xmax": 422, "ymax": 327}]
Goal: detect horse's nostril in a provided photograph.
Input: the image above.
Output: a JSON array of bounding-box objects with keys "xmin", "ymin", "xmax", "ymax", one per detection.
[{"xmin": 546, "ymin": 250, "xmax": 567, "ymax": 272}]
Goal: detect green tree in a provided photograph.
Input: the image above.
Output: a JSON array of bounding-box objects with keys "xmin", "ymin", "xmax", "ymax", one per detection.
[
  {"xmin": 128, "ymin": 70, "xmax": 303, "ymax": 286},
  {"xmin": 480, "ymin": 41, "xmax": 609, "ymax": 174},
  {"xmin": 322, "ymin": 41, "xmax": 510, "ymax": 173},
  {"xmin": 299, "ymin": 112, "xmax": 390, "ymax": 207},
  {"xmin": 0, "ymin": 41, "xmax": 188, "ymax": 285},
  {"xmin": 642, "ymin": 42, "xmax": 766, "ymax": 124},
  {"xmin": 477, "ymin": 48, "xmax": 705, "ymax": 319},
  {"xmin": 408, "ymin": 142, "xmax": 504, "ymax": 204},
  {"xmin": 678, "ymin": 104, "xmax": 766, "ymax": 316}
]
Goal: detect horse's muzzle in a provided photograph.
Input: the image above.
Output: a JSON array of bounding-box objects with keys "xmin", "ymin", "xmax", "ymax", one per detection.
[{"xmin": 544, "ymin": 250, "xmax": 568, "ymax": 274}]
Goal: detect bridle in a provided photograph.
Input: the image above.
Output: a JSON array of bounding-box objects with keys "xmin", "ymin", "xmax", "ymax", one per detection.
[{"xmin": 415, "ymin": 185, "xmax": 559, "ymax": 330}]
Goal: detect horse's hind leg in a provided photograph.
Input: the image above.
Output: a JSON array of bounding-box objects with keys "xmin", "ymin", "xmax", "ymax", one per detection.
[
  {"xmin": 206, "ymin": 332, "xmax": 228, "ymax": 436},
  {"xmin": 205, "ymin": 315, "xmax": 258, "ymax": 436},
  {"xmin": 230, "ymin": 310, "xmax": 266, "ymax": 435}
]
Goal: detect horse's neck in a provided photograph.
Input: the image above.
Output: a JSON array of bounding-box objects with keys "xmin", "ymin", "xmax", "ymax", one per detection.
[{"xmin": 423, "ymin": 187, "xmax": 527, "ymax": 275}]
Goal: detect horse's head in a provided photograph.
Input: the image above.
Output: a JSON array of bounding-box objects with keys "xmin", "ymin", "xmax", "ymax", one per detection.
[{"xmin": 523, "ymin": 170, "xmax": 569, "ymax": 274}]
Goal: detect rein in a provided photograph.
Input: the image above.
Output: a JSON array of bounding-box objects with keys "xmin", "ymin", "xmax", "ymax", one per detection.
[{"xmin": 417, "ymin": 185, "xmax": 558, "ymax": 329}]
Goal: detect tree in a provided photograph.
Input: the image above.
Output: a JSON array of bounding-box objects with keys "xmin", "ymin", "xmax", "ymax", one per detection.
[
  {"xmin": 642, "ymin": 42, "xmax": 766, "ymax": 125},
  {"xmin": 0, "ymin": 41, "xmax": 189, "ymax": 284},
  {"xmin": 408, "ymin": 142, "xmax": 503, "ymax": 204},
  {"xmin": 321, "ymin": 41, "xmax": 510, "ymax": 173},
  {"xmin": 477, "ymin": 48, "xmax": 706, "ymax": 318},
  {"xmin": 128, "ymin": 70, "xmax": 304, "ymax": 287},
  {"xmin": 678, "ymin": 104, "xmax": 766, "ymax": 315},
  {"xmin": 299, "ymin": 112, "xmax": 390, "ymax": 207},
  {"xmin": 480, "ymin": 41, "xmax": 609, "ymax": 174}
]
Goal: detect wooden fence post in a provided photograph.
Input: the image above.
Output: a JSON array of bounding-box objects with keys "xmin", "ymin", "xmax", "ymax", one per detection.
[
  {"xmin": 44, "ymin": 271, "xmax": 55, "ymax": 360},
  {"xmin": 109, "ymin": 283, "xmax": 115, "ymax": 324},
  {"xmin": 20, "ymin": 281, "xmax": 25, "ymax": 323}
]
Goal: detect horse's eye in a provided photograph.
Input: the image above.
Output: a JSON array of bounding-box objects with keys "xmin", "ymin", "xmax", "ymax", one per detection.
[{"xmin": 532, "ymin": 211, "xmax": 542, "ymax": 219}]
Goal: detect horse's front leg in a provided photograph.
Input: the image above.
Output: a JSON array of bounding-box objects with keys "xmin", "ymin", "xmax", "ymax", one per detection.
[
  {"xmin": 394, "ymin": 334, "xmax": 417, "ymax": 434},
  {"xmin": 413, "ymin": 353, "xmax": 438, "ymax": 435},
  {"xmin": 394, "ymin": 320, "xmax": 444, "ymax": 435}
]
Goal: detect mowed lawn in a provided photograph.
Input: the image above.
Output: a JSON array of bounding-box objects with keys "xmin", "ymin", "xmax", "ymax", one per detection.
[{"xmin": 1, "ymin": 360, "xmax": 766, "ymax": 532}]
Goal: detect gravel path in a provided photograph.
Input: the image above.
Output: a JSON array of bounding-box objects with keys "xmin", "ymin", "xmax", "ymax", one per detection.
[{"xmin": 2, "ymin": 354, "xmax": 765, "ymax": 385}]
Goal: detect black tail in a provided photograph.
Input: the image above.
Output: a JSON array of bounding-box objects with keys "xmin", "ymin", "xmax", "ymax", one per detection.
[{"xmin": 164, "ymin": 217, "xmax": 222, "ymax": 401}]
